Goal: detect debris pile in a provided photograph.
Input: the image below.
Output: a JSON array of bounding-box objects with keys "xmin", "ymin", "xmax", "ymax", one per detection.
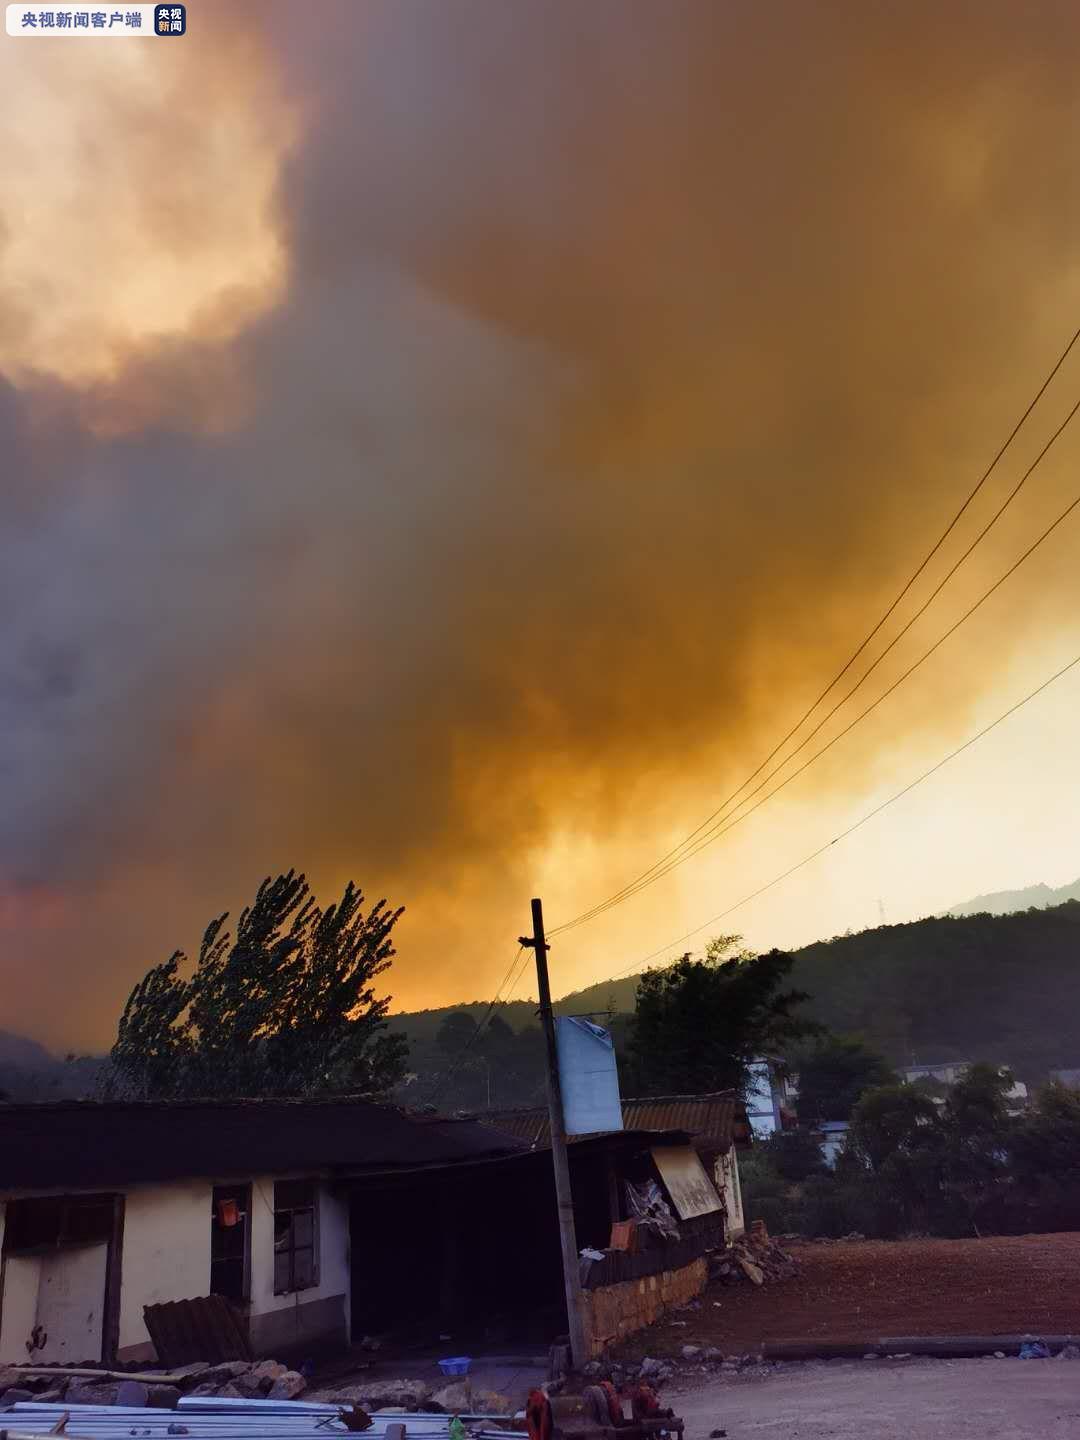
[
  {"xmin": 708, "ymin": 1226, "xmax": 798, "ymax": 1289},
  {"xmin": 0, "ymin": 1360, "xmax": 308, "ymax": 1411}
]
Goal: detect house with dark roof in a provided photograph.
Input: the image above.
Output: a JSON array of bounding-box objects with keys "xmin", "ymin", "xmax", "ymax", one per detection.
[{"xmin": 0, "ymin": 1096, "xmax": 716, "ymax": 1366}]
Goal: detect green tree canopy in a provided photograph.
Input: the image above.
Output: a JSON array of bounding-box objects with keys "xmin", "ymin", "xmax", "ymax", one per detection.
[
  {"xmin": 847, "ymin": 1082, "xmax": 941, "ymax": 1171},
  {"xmin": 108, "ymin": 871, "xmax": 408, "ymax": 1100},
  {"xmin": 795, "ymin": 1035, "xmax": 898, "ymax": 1123},
  {"xmin": 628, "ymin": 935, "xmax": 820, "ymax": 1096},
  {"xmin": 436, "ymin": 1011, "xmax": 479, "ymax": 1052}
]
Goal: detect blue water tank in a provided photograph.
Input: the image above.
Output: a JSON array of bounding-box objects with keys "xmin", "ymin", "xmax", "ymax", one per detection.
[{"xmin": 555, "ymin": 1016, "xmax": 624, "ymax": 1135}]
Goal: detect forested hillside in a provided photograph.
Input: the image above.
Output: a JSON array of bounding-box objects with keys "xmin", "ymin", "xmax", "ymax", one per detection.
[
  {"xmin": 4, "ymin": 902, "xmax": 1078, "ymax": 1106},
  {"xmin": 392, "ymin": 901, "xmax": 1080, "ymax": 1106},
  {"xmin": 789, "ymin": 901, "xmax": 1080, "ymax": 1080}
]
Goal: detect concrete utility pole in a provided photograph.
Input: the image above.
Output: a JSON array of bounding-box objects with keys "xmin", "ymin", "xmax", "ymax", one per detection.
[{"xmin": 520, "ymin": 897, "xmax": 588, "ymax": 1370}]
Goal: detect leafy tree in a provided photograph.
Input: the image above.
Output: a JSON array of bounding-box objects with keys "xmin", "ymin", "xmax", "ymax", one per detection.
[
  {"xmin": 1009, "ymin": 1081, "xmax": 1080, "ymax": 1230},
  {"xmin": 107, "ymin": 871, "xmax": 408, "ymax": 1100},
  {"xmin": 937, "ymin": 1063, "xmax": 1014, "ymax": 1233},
  {"xmin": 628, "ymin": 935, "xmax": 820, "ymax": 1096},
  {"xmin": 795, "ymin": 1036, "xmax": 897, "ymax": 1124},
  {"xmin": 763, "ymin": 1127, "xmax": 828, "ymax": 1183},
  {"xmin": 847, "ymin": 1082, "xmax": 941, "ymax": 1170},
  {"xmin": 436, "ymin": 1011, "xmax": 479, "ymax": 1052}
]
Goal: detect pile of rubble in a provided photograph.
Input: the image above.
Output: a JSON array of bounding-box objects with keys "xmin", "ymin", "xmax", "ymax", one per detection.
[
  {"xmin": 308, "ymin": 1377, "xmax": 514, "ymax": 1415},
  {"xmin": 0, "ymin": 1359, "xmax": 308, "ymax": 1411},
  {"xmin": 709, "ymin": 1231, "xmax": 798, "ymax": 1288}
]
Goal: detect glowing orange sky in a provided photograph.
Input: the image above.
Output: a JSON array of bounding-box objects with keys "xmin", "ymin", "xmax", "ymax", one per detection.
[{"xmin": 1, "ymin": 0, "xmax": 1079, "ymax": 1052}]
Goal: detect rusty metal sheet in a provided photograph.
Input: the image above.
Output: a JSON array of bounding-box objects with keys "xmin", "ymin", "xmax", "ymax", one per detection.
[
  {"xmin": 650, "ymin": 1144, "xmax": 722, "ymax": 1220},
  {"xmin": 143, "ymin": 1294, "xmax": 252, "ymax": 1366}
]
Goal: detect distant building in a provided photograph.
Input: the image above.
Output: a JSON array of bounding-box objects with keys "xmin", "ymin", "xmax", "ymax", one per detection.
[
  {"xmin": 903, "ymin": 1062, "xmax": 1028, "ymax": 1111},
  {"xmin": 902, "ymin": 1062, "xmax": 971, "ymax": 1086},
  {"xmin": 744, "ymin": 1058, "xmax": 796, "ymax": 1139},
  {"xmin": 817, "ymin": 1121, "xmax": 849, "ymax": 1170}
]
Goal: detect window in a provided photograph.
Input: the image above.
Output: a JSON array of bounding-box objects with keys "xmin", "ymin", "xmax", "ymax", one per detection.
[
  {"xmin": 273, "ymin": 1179, "xmax": 318, "ymax": 1294},
  {"xmin": 210, "ymin": 1185, "xmax": 250, "ymax": 1301}
]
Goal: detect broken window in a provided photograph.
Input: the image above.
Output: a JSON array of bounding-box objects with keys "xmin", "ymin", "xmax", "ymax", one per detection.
[
  {"xmin": 273, "ymin": 1179, "xmax": 318, "ymax": 1294},
  {"xmin": 210, "ymin": 1185, "xmax": 251, "ymax": 1301}
]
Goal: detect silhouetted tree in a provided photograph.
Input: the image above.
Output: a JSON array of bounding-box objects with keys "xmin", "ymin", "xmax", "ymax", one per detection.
[
  {"xmin": 107, "ymin": 871, "xmax": 408, "ymax": 1100},
  {"xmin": 628, "ymin": 935, "xmax": 820, "ymax": 1096},
  {"xmin": 436, "ymin": 1011, "xmax": 479, "ymax": 1052}
]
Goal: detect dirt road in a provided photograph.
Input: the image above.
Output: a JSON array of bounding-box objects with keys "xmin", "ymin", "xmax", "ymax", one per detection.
[{"xmin": 672, "ymin": 1356, "xmax": 1080, "ymax": 1439}]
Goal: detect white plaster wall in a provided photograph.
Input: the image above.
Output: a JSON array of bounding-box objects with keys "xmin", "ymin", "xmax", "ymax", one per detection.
[
  {"xmin": 118, "ymin": 1180, "xmax": 212, "ymax": 1352},
  {"xmin": 248, "ymin": 1177, "xmax": 349, "ymax": 1320},
  {"xmin": 714, "ymin": 1149, "xmax": 745, "ymax": 1237},
  {"xmin": 4, "ymin": 1176, "xmax": 350, "ymax": 1361},
  {"xmin": 0, "ymin": 1253, "xmax": 42, "ymax": 1364}
]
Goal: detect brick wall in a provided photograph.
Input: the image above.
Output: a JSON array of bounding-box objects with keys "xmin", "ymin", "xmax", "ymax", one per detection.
[{"xmin": 580, "ymin": 1256, "xmax": 707, "ymax": 1358}]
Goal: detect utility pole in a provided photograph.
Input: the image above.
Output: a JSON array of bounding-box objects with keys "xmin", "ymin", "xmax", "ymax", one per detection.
[{"xmin": 520, "ymin": 897, "xmax": 588, "ymax": 1370}]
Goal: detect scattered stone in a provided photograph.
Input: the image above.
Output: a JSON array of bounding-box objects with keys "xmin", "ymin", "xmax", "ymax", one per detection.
[
  {"xmin": 737, "ymin": 1257, "xmax": 765, "ymax": 1286},
  {"xmin": 1, "ymin": 1388, "xmax": 35, "ymax": 1408},
  {"xmin": 1056, "ymin": 1344, "xmax": 1080, "ymax": 1361},
  {"xmin": 171, "ymin": 1364, "xmax": 213, "ymax": 1383},
  {"xmin": 117, "ymin": 1380, "xmax": 151, "ymax": 1408},
  {"xmin": 681, "ymin": 1345, "xmax": 701, "ymax": 1360},
  {"xmin": 216, "ymin": 1383, "xmax": 246, "ymax": 1401},
  {"xmin": 187, "ymin": 1384, "xmax": 221, "ymax": 1398},
  {"xmin": 35, "ymin": 1388, "xmax": 66, "ymax": 1404},
  {"xmin": 364, "ymin": 1380, "xmax": 433, "ymax": 1409},
  {"xmin": 148, "ymin": 1385, "xmax": 183, "ymax": 1409},
  {"xmin": 251, "ymin": 1360, "xmax": 288, "ymax": 1388},
  {"xmin": 200, "ymin": 1362, "xmax": 252, "ymax": 1386},
  {"xmin": 471, "ymin": 1391, "xmax": 512, "ymax": 1415},
  {"xmin": 233, "ymin": 1372, "xmax": 272, "ymax": 1400},
  {"xmin": 67, "ymin": 1382, "xmax": 120, "ymax": 1406},
  {"xmin": 0, "ymin": 1372, "xmax": 22, "ymax": 1396},
  {"xmin": 431, "ymin": 1381, "xmax": 470, "ymax": 1413},
  {"xmin": 267, "ymin": 1371, "xmax": 307, "ymax": 1401},
  {"xmin": 993, "ymin": 1352, "xmax": 1006, "ymax": 1359},
  {"xmin": 638, "ymin": 1358, "xmax": 664, "ymax": 1378}
]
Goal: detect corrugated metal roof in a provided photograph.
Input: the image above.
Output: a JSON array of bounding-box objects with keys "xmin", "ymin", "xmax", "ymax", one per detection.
[{"xmin": 482, "ymin": 1091, "xmax": 750, "ymax": 1151}]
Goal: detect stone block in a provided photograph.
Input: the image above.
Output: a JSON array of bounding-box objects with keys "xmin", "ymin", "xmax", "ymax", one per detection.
[
  {"xmin": 1, "ymin": 1388, "xmax": 35, "ymax": 1408},
  {"xmin": 116, "ymin": 1380, "xmax": 150, "ymax": 1407},
  {"xmin": 67, "ymin": 1383, "xmax": 120, "ymax": 1406},
  {"xmin": 147, "ymin": 1385, "xmax": 182, "ymax": 1409},
  {"xmin": 267, "ymin": 1371, "xmax": 307, "ymax": 1401}
]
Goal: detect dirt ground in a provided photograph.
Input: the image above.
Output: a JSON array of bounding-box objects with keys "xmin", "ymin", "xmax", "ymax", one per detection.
[
  {"xmin": 614, "ymin": 1233, "xmax": 1080, "ymax": 1355},
  {"xmin": 671, "ymin": 1356, "xmax": 1080, "ymax": 1440}
]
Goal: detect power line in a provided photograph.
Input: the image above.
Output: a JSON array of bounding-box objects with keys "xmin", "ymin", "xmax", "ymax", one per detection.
[
  {"xmin": 548, "ymin": 326, "xmax": 1080, "ymax": 938},
  {"xmin": 604, "ymin": 646, "xmax": 1080, "ymax": 979},
  {"xmin": 551, "ymin": 394, "xmax": 1080, "ymax": 932}
]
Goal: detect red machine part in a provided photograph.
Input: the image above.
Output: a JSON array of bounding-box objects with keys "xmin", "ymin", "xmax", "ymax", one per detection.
[{"xmin": 526, "ymin": 1390, "xmax": 554, "ymax": 1440}]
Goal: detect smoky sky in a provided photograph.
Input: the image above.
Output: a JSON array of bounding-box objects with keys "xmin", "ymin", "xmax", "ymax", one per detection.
[{"xmin": 3, "ymin": 0, "xmax": 1080, "ymax": 1050}]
